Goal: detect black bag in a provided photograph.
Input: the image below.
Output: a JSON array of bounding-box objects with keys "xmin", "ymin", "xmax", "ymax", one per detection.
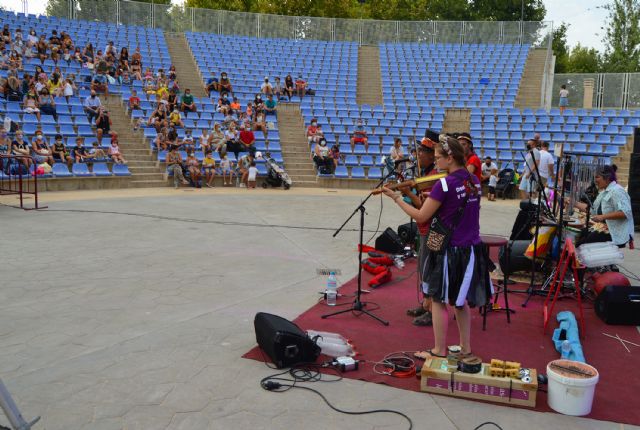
[{"xmin": 425, "ymin": 176, "xmax": 472, "ymax": 253}]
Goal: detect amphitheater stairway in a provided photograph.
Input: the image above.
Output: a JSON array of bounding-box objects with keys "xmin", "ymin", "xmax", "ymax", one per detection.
[
  {"xmin": 613, "ymin": 135, "xmax": 633, "ymax": 187},
  {"xmin": 104, "ymin": 95, "xmax": 168, "ymax": 187},
  {"xmin": 277, "ymin": 103, "xmax": 319, "ymax": 187},
  {"xmin": 356, "ymin": 46, "xmax": 384, "ymax": 106},
  {"xmin": 515, "ymin": 49, "xmax": 547, "ymax": 109},
  {"xmin": 164, "ymin": 32, "xmax": 208, "ymax": 98}
]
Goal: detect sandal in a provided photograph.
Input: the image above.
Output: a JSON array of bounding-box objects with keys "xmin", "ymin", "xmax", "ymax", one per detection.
[
  {"xmin": 414, "ymin": 349, "xmax": 447, "ymax": 360},
  {"xmin": 412, "ymin": 312, "xmax": 432, "ymax": 326},
  {"xmin": 406, "ymin": 306, "xmax": 426, "ymax": 317}
]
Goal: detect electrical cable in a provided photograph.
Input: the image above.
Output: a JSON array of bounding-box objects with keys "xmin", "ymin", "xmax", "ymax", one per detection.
[
  {"xmin": 364, "ymin": 191, "xmax": 384, "ymax": 246},
  {"xmin": 259, "ymin": 363, "xmax": 413, "ymax": 430},
  {"xmin": 0, "ymin": 205, "xmax": 385, "ymax": 233},
  {"xmin": 473, "ymin": 422, "xmax": 504, "ymax": 430},
  {"xmin": 618, "ymin": 265, "xmax": 640, "ymax": 282}
]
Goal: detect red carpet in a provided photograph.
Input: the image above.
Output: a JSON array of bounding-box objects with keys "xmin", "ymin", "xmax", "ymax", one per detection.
[{"xmin": 244, "ymin": 259, "xmax": 640, "ymax": 425}]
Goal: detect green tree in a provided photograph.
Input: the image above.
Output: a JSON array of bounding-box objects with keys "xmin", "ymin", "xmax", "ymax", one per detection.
[
  {"xmin": 602, "ymin": 0, "xmax": 640, "ymax": 72},
  {"xmin": 567, "ymin": 44, "xmax": 601, "ymax": 73},
  {"xmin": 552, "ymin": 22, "xmax": 569, "ymax": 73},
  {"xmin": 46, "ymin": 0, "xmax": 171, "ymax": 19},
  {"xmin": 471, "ymin": 0, "xmax": 546, "ymax": 21}
]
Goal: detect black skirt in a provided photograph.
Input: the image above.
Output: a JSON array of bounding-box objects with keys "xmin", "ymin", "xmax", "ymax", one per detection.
[{"xmin": 421, "ymin": 243, "xmax": 493, "ymax": 308}]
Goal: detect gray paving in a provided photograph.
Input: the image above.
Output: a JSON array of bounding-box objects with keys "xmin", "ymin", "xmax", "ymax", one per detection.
[{"xmin": 1, "ymin": 190, "xmax": 638, "ymax": 430}]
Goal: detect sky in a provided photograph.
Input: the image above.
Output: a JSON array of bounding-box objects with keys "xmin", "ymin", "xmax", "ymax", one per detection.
[{"xmin": 2, "ymin": 0, "xmax": 611, "ymax": 52}]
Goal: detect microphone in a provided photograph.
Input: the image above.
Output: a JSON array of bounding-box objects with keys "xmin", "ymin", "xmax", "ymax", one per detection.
[{"xmin": 394, "ymin": 158, "xmax": 411, "ymax": 165}]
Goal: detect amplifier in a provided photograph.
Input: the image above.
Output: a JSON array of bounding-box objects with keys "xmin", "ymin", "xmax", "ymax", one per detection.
[
  {"xmin": 254, "ymin": 312, "xmax": 320, "ymax": 368},
  {"xmin": 397, "ymin": 222, "xmax": 418, "ymax": 246},
  {"xmin": 375, "ymin": 227, "xmax": 405, "ymax": 254},
  {"xmin": 595, "ymin": 285, "xmax": 640, "ymax": 325}
]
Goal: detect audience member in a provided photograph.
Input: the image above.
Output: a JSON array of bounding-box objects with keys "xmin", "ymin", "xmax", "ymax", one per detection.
[
  {"xmin": 169, "ymin": 108, "xmax": 184, "ymax": 128},
  {"xmin": 128, "ymin": 89, "xmax": 141, "ymax": 110},
  {"xmin": 219, "ymin": 72, "xmax": 232, "ymax": 95},
  {"xmin": 260, "ymin": 77, "xmax": 273, "ymax": 95},
  {"xmin": 51, "ymin": 134, "xmax": 72, "ymax": 167},
  {"xmin": 458, "ymin": 133, "xmax": 482, "ymax": 182},
  {"xmin": 86, "ymin": 141, "xmax": 107, "ymax": 162},
  {"xmin": 284, "ymin": 74, "xmax": 294, "ymax": 100},
  {"xmin": 273, "ymin": 76, "xmax": 283, "ymax": 100},
  {"xmin": 237, "ymin": 153, "xmax": 253, "ymax": 187},
  {"xmin": 84, "ymin": 90, "xmax": 101, "ymax": 124},
  {"xmin": 254, "ymin": 110, "xmax": 268, "ymax": 139},
  {"xmin": 95, "ymin": 108, "xmax": 112, "ymax": 146},
  {"xmin": 206, "ymin": 72, "xmax": 218, "ymax": 96},
  {"xmin": 73, "ymin": 137, "xmax": 87, "ymax": 163},
  {"xmin": 211, "ymin": 123, "xmax": 226, "ymax": 155},
  {"xmin": 350, "ymin": 119, "xmax": 368, "ymax": 151},
  {"xmin": 307, "ymin": 118, "xmax": 319, "ymax": 144},
  {"xmin": 185, "ymin": 151, "xmax": 201, "ymax": 187},
  {"xmin": 329, "ymin": 142, "xmax": 341, "ymax": 172},
  {"xmin": 481, "ymin": 156, "xmax": 497, "ymax": 184},
  {"xmin": 295, "ymin": 74, "xmax": 306, "ymax": 98},
  {"xmin": 202, "ymin": 151, "xmax": 216, "ymax": 187},
  {"xmin": 247, "ymin": 160, "xmax": 258, "ymax": 189},
  {"xmin": 31, "ymin": 131, "xmax": 55, "ymax": 166},
  {"xmin": 166, "ymin": 145, "xmax": 189, "ymax": 188},
  {"xmin": 91, "ymin": 70, "xmax": 109, "ymax": 95},
  {"xmin": 38, "ymin": 87, "xmax": 57, "ymax": 120},
  {"xmin": 23, "ymin": 88, "xmax": 41, "ymax": 121},
  {"xmin": 238, "ymin": 124, "xmax": 256, "ymax": 157},
  {"xmin": 220, "ymin": 153, "xmax": 233, "ymax": 186},
  {"xmin": 264, "ymin": 94, "xmax": 277, "ymax": 114},
  {"xmin": 11, "ymin": 130, "xmax": 32, "ymax": 170},
  {"xmin": 313, "ymin": 138, "xmax": 333, "ymax": 174},
  {"xmin": 180, "ymin": 88, "xmax": 197, "ymax": 115}
]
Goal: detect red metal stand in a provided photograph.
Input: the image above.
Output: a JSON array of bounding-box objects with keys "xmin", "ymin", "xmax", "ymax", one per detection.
[{"xmin": 542, "ymin": 238, "xmax": 585, "ymax": 337}]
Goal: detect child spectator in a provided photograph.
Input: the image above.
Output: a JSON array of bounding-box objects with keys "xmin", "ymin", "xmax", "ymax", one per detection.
[
  {"xmin": 52, "ymin": 134, "xmax": 72, "ymax": 167},
  {"xmin": 229, "ymin": 97, "xmax": 241, "ymax": 115},
  {"xmin": 202, "ymin": 151, "xmax": 216, "ymax": 187},
  {"xmin": 217, "ymin": 93, "xmax": 230, "ymax": 115},
  {"xmin": 95, "ymin": 108, "xmax": 112, "ymax": 146},
  {"xmin": 237, "ymin": 153, "xmax": 253, "ymax": 188},
  {"xmin": 295, "ymin": 74, "xmax": 307, "ymax": 99},
  {"xmin": 247, "ymin": 160, "xmax": 258, "ymax": 189},
  {"xmin": 284, "ymin": 74, "xmax": 294, "ymax": 100},
  {"xmin": 62, "ymin": 78, "xmax": 75, "ymax": 102},
  {"xmin": 219, "ymin": 72, "xmax": 232, "ymax": 95},
  {"xmin": 185, "ymin": 151, "xmax": 201, "ymax": 188},
  {"xmin": 108, "ymin": 134, "xmax": 127, "ymax": 164},
  {"xmin": 488, "ymin": 168, "xmax": 498, "ymax": 201},
  {"xmin": 169, "ymin": 108, "xmax": 184, "ymax": 128},
  {"xmin": 220, "ymin": 153, "xmax": 233, "ymax": 186},
  {"xmin": 86, "ymin": 141, "xmax": 106, "ymax": 161},
  {"xmin": 206, "ymin": 72, "xmax": 218, "ymax": 97},
  {"xmin": 73, "ymin": 137, "xmax": 87, "ymax": 162},
  {"xmin": 273, "ymin": 76, "xmax": 283, "ymax": 100},
  {"xmin": 260, "ymin": 77, "xmax": 273, "ymax": 95},
  {"xmin": 306, "ymin": 118, "xmax": 319, "ymax": 144},
  {"xmin": 329, "ymin": 143, "xmax": 341, "ymax": 172},
  {"xmin": 128, "ymin": 89, "xmax": 141, "ymax": 110},
  {"xmin": 350, "ymin": 119, "xmax": 368, "ymax": 151},
  {"xmin": 264, "ymin": 94, "xmax": 277, "ymax": 114},
  {"xmin": 182, "ymin": 129, "xmax": 195, "ymax": 152}
]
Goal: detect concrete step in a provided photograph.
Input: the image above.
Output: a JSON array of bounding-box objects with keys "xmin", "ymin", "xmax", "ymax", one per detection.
[{"xmin": 164, "ymin": 32, "xmax": 207, "ymax": 98}]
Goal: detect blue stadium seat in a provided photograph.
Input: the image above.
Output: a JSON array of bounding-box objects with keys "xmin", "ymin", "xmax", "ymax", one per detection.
[
  {"xmin": 52, "ymin": 163, "xmax": 72, "ymax": 177},
  {"xmin": 351, "ymin": 167, "xmax": 365, "ymax": 178},
  {"xmin": 92, "ymin": 163, "xmax": 112, "ymax": 176},
  {"xmin": 72, "ymin": 163, "xmax": 93, "ymax": 177},
  {"xmin": 112, "ymin": 164, "xmax": 132, "ymax": 176}
]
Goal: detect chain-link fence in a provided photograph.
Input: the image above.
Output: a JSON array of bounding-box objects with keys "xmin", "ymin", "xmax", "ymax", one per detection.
[
  {"xmin": 553, "ymin": 73, "xmax": 640, "ymax": 110},
  {"xmin": 20, "ymin": 0, "xmax": 552, "ymax": 46}
]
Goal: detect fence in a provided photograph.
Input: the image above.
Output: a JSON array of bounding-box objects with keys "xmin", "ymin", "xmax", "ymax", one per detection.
[
  {"xmin": 22, "ymin": 0, "xmax": 552, "ymax": 47},
  {"xmin": 553, "ymin": 73, "xmax": 640, "ymax": 110},
  {"xmin": 0, "ymin": 155, "xmax": 46, "ymax": 210}
]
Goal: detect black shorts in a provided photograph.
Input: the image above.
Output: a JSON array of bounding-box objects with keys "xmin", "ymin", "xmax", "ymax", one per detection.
[{"xmin": 488, "ymin": 186, "xmax": 496, "ymax": 194}]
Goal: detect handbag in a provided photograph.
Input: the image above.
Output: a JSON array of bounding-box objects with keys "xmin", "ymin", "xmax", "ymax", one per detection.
[{"xmin": 425, "ymin": 176, "xmax": 472, "ymax": 253}]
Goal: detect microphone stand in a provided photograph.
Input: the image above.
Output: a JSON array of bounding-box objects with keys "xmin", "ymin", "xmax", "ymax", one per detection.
[{"xmin": 322, "ymin": 168, "xmax": 394, "ymax": 325}]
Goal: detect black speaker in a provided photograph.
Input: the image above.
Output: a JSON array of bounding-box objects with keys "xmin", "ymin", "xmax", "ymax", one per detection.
[
  {"xmin": 499, "ymin": 240, "xmax": 542, "ymax": 276},
  {"xmin": 375, "ymin": 227, "xmax": 405, "ymax": 254},
  {"xmin": 509, "ymin": 204, "xmax": 535, "ymax": 241},
  {"xmin": 254, "ymin": 312, "xmax": 320, "ymax": 368},
  {"xmin": 397, "ymin": 222, "xmax": 418, "ymax": 245},
  {"xmin": 595, "ymin": 285, "xmax": 640, "ymax": 325}
]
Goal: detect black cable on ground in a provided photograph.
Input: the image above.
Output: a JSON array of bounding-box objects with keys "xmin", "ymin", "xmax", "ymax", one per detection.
[{"xmin": 473, "ymin": 422, "xmax": 504, "ymax": 430}]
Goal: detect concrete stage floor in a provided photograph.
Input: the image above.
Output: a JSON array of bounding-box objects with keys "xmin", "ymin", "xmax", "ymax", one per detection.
[{"xmin": 1, "ymin": 187, "xmax": 639, "ymax": 430}]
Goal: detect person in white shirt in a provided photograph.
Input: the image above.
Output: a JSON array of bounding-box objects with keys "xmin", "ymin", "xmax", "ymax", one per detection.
[
  {"xmin": 538, "ymin": 140, "xmax": 555, "ymax": 187},
  {"xmin": 247, "ymin": 161, "xmax": 259, "ymax": 188},
  {"xmin": 519, "ymin": 139, "xmax": 541, "ymax": 199},
  {"xmin": 481, "ymin": 156, "xmax": 497, "ymax": 184},
  {"xmin": 488, "ymin": 168, "xmax": 498, "ymax": 201},
  {"xmin": 260, "ymin": 77, "xmax": 273, "ymax": 95}
]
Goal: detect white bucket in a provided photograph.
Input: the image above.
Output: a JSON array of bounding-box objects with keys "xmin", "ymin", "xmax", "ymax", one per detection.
[{"xmin": 547, "ymin": 359, "xmax": 599, "ymax": 416}]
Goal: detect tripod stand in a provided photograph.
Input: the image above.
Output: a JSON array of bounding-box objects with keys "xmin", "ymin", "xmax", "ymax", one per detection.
[{"xmin": 321, "ymin": 171, "xmax": 394, "ymax": 326}]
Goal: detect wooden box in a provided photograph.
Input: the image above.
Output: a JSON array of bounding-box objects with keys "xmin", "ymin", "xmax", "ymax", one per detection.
[{"xmin": 420, "ymin": 358, "xmax": 538, "ymax": 407}]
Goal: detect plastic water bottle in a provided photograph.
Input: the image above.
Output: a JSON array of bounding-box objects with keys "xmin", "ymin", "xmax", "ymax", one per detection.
[
  {"xmin": 561, "ymin": 340, "xmax": 572, "ymax": 358},
  {"xmin": 326, "ymin": 272, "xmax": 338, "ymax": 306}
]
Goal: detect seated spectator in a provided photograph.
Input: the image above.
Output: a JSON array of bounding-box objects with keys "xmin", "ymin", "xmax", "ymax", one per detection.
[
  {"xmin": 23, "ymin": 89, "xmax": 41, "ymax": 121},
  {"xmin": 156, "ymin": 83, "xmax": 169, "ymax": 100},
  {"xmin": 11, "ymin": 130, "xmax": 33, "ymax": 170},
  {"xmin": 254, "ymin": 111, "xmax": 267, "ymax": 139},
  {"xmin": 219, "ymin": 72, "xmax": 232, "ymax": 95},
  {"xmin": 104, "ymin": 40, "xmax": 117, "ymax": 57},
  {"xmin": 217, "ymin": 93, "xmax": 231, "ymax": 115},
  {"xmin": 154, "ymin": 120, "xmax": 170, "ymax": 150},
  {"xmin": 62, "ymin": 78, "xmax": 75, "ymax": 102},
  {"xmin": 199, "ymin": 128, "xmax": 211, "ymax": 153},
  {"xmin": 237, "ymin": 153, "xmax": 254, "ymax": 187},
  {"xmin": 4, "ymin": 74, "xmax": 23, "ymax": 101},
  {"xmin": 182, "ymin": 129, "xmax": 195, "ymax": 152},
  {"xmin": 315, "ymin": 124, "xmax": 325, "ymax": 142},
  {"xmin": 481, "ymin": 156, "xmax": 498, "ymax": 184},
  {"xmin": 238, "ymin": 124, "xmax": 256, "ymax": 157},
  {"xmin": 313, "ymin": 138, "xmax": 333, "ymax": 174},
  {"xmin": 185, "ymin": 151, "xmax": 201, "ymax": 187},
  {"xmin": 108, "ymin": 136, "xmax": 127, "ymax": 164},
  {"xmin": 211, "ymin": 123, "xmax": 226, "ymax": 155},
  {"xmin": 350, "ymin": 119, "xmax": 368, "ymax": 151},
  {"xmin": 83, "ymin": 90, "xmax": 101, "ymax": 124},
  {"xmin": 220, "ymin": 153, "xmax": 234, "ymax": 186},
  {"xmin": 91, "ymin": 71, "xmax": 109, "ymax": 96},
  {"xmin": 247, "ymin": 160, "xmax": 259, "ymax": 189},
  {"xmin": 95, "ymin": 108, "xmax": 112, "ymax": 146},
  {"xmin": 166, "ymin": 125, "xmax": 179, "ymax": 148},
  {"xmin": 295, "ymin": 75, "xmax": 307, "ymax": 98},
  {"xmin": 181, "ymin": 88, "xmax": 197, "ymax": 115},
  {"xmin": 86, "ymin": 141, "xmax": 107, "ymax": 162},
  {"xmin": 273, "ymin": 76, "xmax": 283, "ymax": 100},
  {"xmin": 52, "ymin": 134, "xmax": 72, "ymax": 167},
  {"xmin": 120, "ymin": 70, "xmax": 132, "ymax": 85},
  {"xmin": 306, "ymin": 118, "xmax": 319, "ymax": 144},
  {"xmin": 253, "ymin": 94, "xmax": 265, "ymax": 116},
  {"xmin": 148, "ymin": 105, "xmax": 167, "ymax": 131},
  {"xmin": 202, "ymin": 151, "xmax": 217, "ymax": 187},
  {"xmin": 130, "ymin": 46, "xmax": 142, "ymax": 80},
  {"xmin": 31, "ymin": 131, "xmax": 55, "ymax": 166},
  {"xmin": 222, "ymin": 111, "xmax": 237, "ymax": 129},
  {"xmin": 229, "ymin": 97, "xmax": 241, "ymax": 115},
  {"xmin": 166, "ymin": 145, "xmax": 189, "ymax": 188},
  {"xmin": 128, "ymin": 89, "xmax": 141, "ymax": 110},
  {"xmin": 245, "ymin": 102, "xmax": 253, "ymax": 119},
  {"xmin": 260, "ymin": 77, "xmax": 273, "ymax": 95},
  {"xmin": 169, "ymin": 108, "xmax": 184, "ymax": 128},
  {"xmin": 48, "ymin": 72, "xmax": 63, "ymax": 96},
  {"xmin": 329, "ymin": 142, "xmax": 342, "ymax": 171},
  {"xmin": 284, "ymin": 74, "xmax": 294, "ymax": 101},
  {"xmin": 73, "ymin": 137, "xmax": 88, "ymax": 163},
  {"xmin": 2, "ymin": 24, "xmax": 11, "ymax": 44},
  {"xmin": 264, "ymin": 94, "xmax": 277, "ymax": 114},
  {"xmin": 38, "ymin": 88, "xmax": 57, "ymax": 120},
  {"xmin": 390, "ymin": 137, "xmax": 405, "ymax": 173},
  {"xmin": 206, "ymin": 72, "xmax": 218, "ymax": 97},
  {"xmin": 119, "ymin": 47, "xmax": 129, "ymax": 69}
]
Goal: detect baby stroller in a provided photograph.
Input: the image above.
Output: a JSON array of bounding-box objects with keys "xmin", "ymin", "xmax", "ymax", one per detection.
[
  {"xmin": 495, "ymin": 167, "xmax": 516, "ymax": 199},
  {"xmin": 261, "ymin": 152, "xmax": 292, "ymax": 190}
]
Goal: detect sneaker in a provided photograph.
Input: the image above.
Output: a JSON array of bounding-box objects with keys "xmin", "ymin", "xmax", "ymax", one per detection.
[
  {"xmin": 407, "ymin": 306, "xmax": 426, "ymax": 317},
  {"xmin": 413, "ymin": 312, "xmax": 433, "ymax": 326}
]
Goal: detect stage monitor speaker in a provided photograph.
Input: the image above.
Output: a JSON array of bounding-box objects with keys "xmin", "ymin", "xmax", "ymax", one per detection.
[
  {"xmin": 499, "ymin": 240, "xmax": 542, "ymax": 276},
  {"xmin": 595, "ymin": 285, "xmax": 640, "ymax": 325},
  {"xmin": 397, "ymin": 222, "xmax": 418, "ymax": 246},
  {"xmin": 254, "ymin": 312, "xmax": 320, "ymax": 368},
  {"xmin": 375, "ymin": 227, "xmax": 405, "ymax": 254}
]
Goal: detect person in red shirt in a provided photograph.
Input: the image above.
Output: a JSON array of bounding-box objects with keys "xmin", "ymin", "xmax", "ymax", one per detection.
[
  {"xmin": 295, "ymin": 75, "xmax": 307, "ymax": 99},
  {"xmin": 458, "ymin": 133, "xmax": 482, "ymax": 182},
  {"xmin": 128, "ymin": 89, "xmax": 141, "ymax": 110},
  {"xmin": 238, "ymin": 124, "xmax": 256, "ymax": 158},
  {"xmin": 398, "ymin": 129, "xmax": 440, "ymax": 326},
  {"xmin": 306, "ymin": 118, "xmax": 319, "ymax": 144}
]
